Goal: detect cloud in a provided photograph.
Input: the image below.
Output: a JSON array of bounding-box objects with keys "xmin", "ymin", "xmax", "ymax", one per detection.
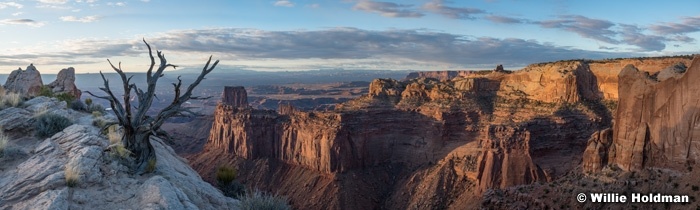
[
  {"xmin": 11, "ymin": 12, "xmax": 22, "ymax": 16},
  {"xmin": 60, "ymin": 15, "xmax": 100, "ymax": 23},
  {"xmin": 0, "ymin": 19, "xmax": 45, "ymax": 27},
  {"xmin": 649, "ymin": 16, "xmax": 700, "ymax": 35},
  {"xmin": 485, "ymin": 15, "xmax": 526, "ymax": 24},
  {"xmin": 107, "ymin": 2, "xmax": 126, "ymax": 6},
  {"xmin": 618, "ymin": 24, "xmax": 667, "ymax": 51},
  {"xmin": 538, "ymin": 15, "xmax": 619, "ymax": 44},
  {"xmin": 422, "ymin": 0, "xmax": 484, "ymax": 19},
  {"xmin": 273, "ymin": 0, "xmax": 294, "ymax": 7},
  {"xmin": 0, "ymin": 2, "xmax": 22, "ymax": 9},
  {"xmin": 38, "ymin": 0, "xmax": 68, "ymax": 4},
  {"xmin": 0, "ymin": 28, "xmax": 640, "ymax": 71},
  {"xmin": 306, "ymin": 3, "xmax": 319, "ymax": 8},
  {"xmin": 353, "ymin": 0, "xmax": 424, "ymax": 18}
]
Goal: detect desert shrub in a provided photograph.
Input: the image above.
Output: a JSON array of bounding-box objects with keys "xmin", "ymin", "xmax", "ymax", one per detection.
[
  {"xmin": 110, "ymin": 144, "xmax": 132, "ymax": 159},
  {"xmin": 237, "ymin": 190, "xmax": 291, "ymax": 210},
  {"xmin": 88, "ymin": 104, "xmax": 105, "ymax": 113},
  {"xmin": 84, "ymin": 97, "xmax": 93, "ymax": 106},
  {"xmin": 216, "ymin": 166, "xmax": 238, "ymax": 185},
  {"xmin": 220, "ymin": 181, "xmax": 246, "ymax": 199},
  {"xmin": 0, "ymin": 130, "xmax": 8, "ymax": 157},
  {"xmin": 0, "ymin": 92, "xmax": 22, "ymax": 108},
  {"xmin": 65, "ymin": 165, "xmax": 79, "ymax": 188},
  {"xmin": 107, "ymin": 125, "xmax": 122, "ymax": 145},
  {"xmin": 70, "ymin": 100, "xmax": 86, "ymax": 111},
  {"xmin": 146, "ymin": 158, "xmax": 157, "ymax": 173},
  {"xmin": 34, "ymin": 113, "xmax": 73, "ymax": 138},
  {"xmin": 55, "ymin": 93, "xmax": 76, "ymax": 105},
  {"xmin": 92, "ymin": 111, "xmax": 103, "ymax": 118},
  {"xmin": 38, "ymin": 85, "xmax": 54, "ymax": 97},
  {"xmin": 216, "ymin": 166, "xmax": 244, "ymax": 198}
]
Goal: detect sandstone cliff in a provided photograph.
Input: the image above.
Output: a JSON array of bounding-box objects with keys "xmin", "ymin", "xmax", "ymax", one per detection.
[
  {"xmin": 196, "ymin": 56, "xmax": 694, "ymax": 209},
  {"xmin": 404, "ymin": 70, "xmax": 475, "ymax": 81},
  {"xmin": 583, "ymin": 56, "xmax": 700, "ymax": 172}
]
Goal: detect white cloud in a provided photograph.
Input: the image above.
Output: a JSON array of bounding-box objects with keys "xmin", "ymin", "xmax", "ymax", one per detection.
[
  {"xmin": 273, "ymin": 0, "xmax": 293, "ymax": 7},
  {"xmin": 0, "ymin": 19, "xmax": 45, "ymax": 27},
  {"xmin": 38, "ymin": 0, "xmax": 68, "ymax": 4},
  {"xmin": 306, "ymin": 3, "xmax": 319, "ymax": 8},
  {"xmin": 0, "ymin": 2, "xmax": 23, "ymax": 9},
  {"xmin": 140, "ymin": 0, "xmax": 150, "ymax": 2},
  {"xmin": 11, "ymin": 12, "xmax": 22, "ymax": 16},
  {"xmin": 107, "ymin": 1, "xmax": 125, "ymax": 6},
  {"xmin": 60, "ymin": 15, "xmax": 100, "ymax": 23}
]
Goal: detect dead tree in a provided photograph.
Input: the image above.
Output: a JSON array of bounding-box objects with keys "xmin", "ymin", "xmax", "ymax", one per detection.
[{"xmin": 86, "ymin": 39, "xmax": 218, "ymax": 173}]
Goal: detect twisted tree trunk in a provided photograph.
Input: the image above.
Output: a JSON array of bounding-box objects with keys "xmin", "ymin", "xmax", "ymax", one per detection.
[{"xmin": 86, "ymin": 39, "xmax": 218, "ymax": 173}]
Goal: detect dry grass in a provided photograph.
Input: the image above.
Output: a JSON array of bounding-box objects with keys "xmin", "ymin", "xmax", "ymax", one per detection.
[
  {"xmin": 107, "ymin": 125, "xmax": 122, "ymax": 145},
  {"xmin": 0, "ymin": 129, "xmax": 8, "ymax": 156},
  {"xmin": 65, "ymin": 165, "xmax": 79, "ymax": 187},
  {"xmin": 0, "ymin": 92, "xmax": 22, "ymax": 109}
]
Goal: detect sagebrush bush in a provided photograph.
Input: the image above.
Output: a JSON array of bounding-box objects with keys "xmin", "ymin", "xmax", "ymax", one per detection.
[
  {"xmin": 107, "ymin": 125, "xmax": 122, "ymax": 145},
  {"xmin": 34, "ymin": 113, "xmax": 73, "ymax": 138},
  {"xmin": 56, "ymin": 93, "xmax": 75, "ymax": 105},
  {"xmin": 237, "ymin": 190, "xmax": 291, "ymax": 210},
  {"xmin": 88, "ymin": 104, "xmax": 105, "ymax": 113},
  {"xmin": 216, "ymin": 166, "xmax": 237, "ymax": 185},
  {"xmin": 92, "ymin": 111, "xmax": 102, "ymax": 118},
  {"xmin": 70, "ymin": 100, "xmax": 86, "ymax": 111},
  {"xmin": 220, "ymin": 181, "xmax": 246, "ymax": 199}
]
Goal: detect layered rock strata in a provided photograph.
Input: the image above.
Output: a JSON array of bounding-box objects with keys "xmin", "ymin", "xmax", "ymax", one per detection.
[{"xmin": 584, "ymin": 56, "xmax": 700, "ymax": 172}]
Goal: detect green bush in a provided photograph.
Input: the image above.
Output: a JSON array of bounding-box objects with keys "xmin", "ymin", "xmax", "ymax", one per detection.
[
  {"xmin": 216, "ymin": 166, "xmax": 238, "ymax": 185},
  {"xmin": 220, "ymin": 181, "xmax": 246, "ymax": 199},
  {"xmin": 70, "ymin": 100, "xmax": 86, "ymax": 111},
  {"xmin": 34, "ymin": 113, "xmax": 73, "ymax": 138},
  {"xmin": 55, "ymin": 93, "xmax": 75, "ymax": 104},
  {"xmin": 88, "ymin": 104, "xmax": 105, "ymax": 113},
  {"xmin": 237, "ymin": 190, "xmax": 291, "ymax": 210},
  {"xmin": 38, "ymin": 85, "xmax": 54, "ymax": 97},
  {"xmin": 84, "ymin": 97, "xmax": 93, "ymax": 106}
]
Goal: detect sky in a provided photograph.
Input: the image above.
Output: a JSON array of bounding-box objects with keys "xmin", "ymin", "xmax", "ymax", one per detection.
[{"xmin": 0, "ymin": 0, "xmax": 698, "ymax": 73}]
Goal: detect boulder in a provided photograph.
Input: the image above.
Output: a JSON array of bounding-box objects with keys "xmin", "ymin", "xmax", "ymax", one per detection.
[
  {"xmin": 47, "ymin": 67, "xmax": 81, "ymax": 99},
  {"xmin": 4, "ymin": 64, "xmax": 43, "ymax": 96}
]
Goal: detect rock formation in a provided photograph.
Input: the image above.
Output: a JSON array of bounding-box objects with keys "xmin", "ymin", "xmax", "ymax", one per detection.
[
  {"xmin": 4, "ymin": 64, "xmax": 43, "ymax": 96},
  {"xmin": 47, "ymin": 67, "xmax": 81, "ymax": 99},
  {"xmin": 194, "ymin": 56, "xmax": 694, "ymax": 209},
  {"xmin": 404, "ymin": 70, "xmax": 474, "ymax": 81},
  {"xmin": 0, "ymin": 95, "xmax": 239, "ymax": 209},
  {"xmin": 584, "ymin": 56, "xmax": 700, "ymax": 172},
  {"xmin": 221, "ymin": 86, "xmax": 248, "ymax": 108}
]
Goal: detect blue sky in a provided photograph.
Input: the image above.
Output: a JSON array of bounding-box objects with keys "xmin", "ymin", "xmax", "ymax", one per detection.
[{"xmin": 0, "ymin": 0, "xmax": 698, "ymax": 73}]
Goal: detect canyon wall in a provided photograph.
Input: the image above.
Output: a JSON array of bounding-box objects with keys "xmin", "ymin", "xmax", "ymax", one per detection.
[
  {"xmin": 199, "ymin": 56, "xmax": 694, "ymax": 209},
  {"xmin": 584, "ymin": 56, "xmax": 700, "ymax": 172}
]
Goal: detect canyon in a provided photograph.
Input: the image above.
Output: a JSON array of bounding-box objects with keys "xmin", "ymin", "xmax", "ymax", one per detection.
[{"xmin": 183, "ymin": 55, "xmax": 700, "ymax": 209}]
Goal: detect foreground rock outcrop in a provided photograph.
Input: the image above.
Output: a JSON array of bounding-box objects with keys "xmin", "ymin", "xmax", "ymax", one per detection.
[
  {"xmin": 0, "ymin": 99, "xmax": 238, "ymax": 209},
  {"xmin": 47, "ymin": 67, "xmax": 82, "ymax": 99},
  {"xmin": 4, "ymin": 64, "xmax": 43, "ymax": 96}
]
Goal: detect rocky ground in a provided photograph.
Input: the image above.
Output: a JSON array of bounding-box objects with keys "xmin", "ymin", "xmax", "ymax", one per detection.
[{"xmin": 0, "ymin": 96, "xmax": 237, "ymax": 210}]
